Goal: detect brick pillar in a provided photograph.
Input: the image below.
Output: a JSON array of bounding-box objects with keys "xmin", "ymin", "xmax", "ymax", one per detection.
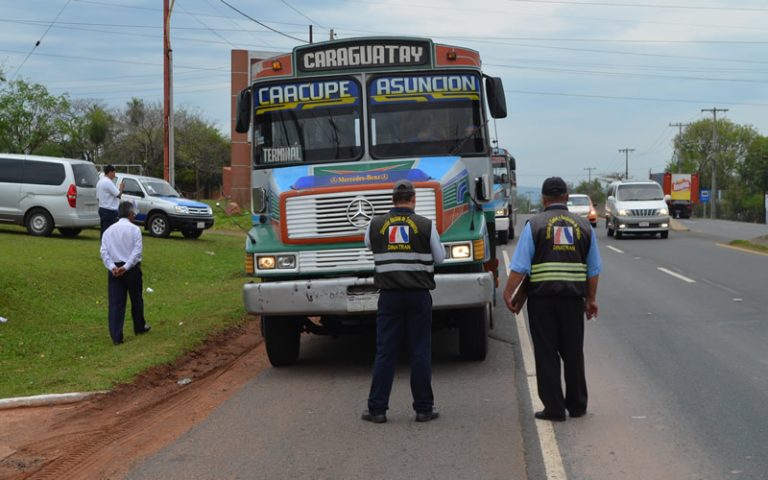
[{"xmin": 228, "ymin": 49, "xmax": 251, "ymax": 208}]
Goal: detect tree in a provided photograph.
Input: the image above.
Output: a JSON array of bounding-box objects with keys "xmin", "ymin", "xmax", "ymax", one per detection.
[
  {"xmin": 0, "ymin": 78, "xmax": 70, "ymax": 154},
  {"xmin": 104, "ymin": 98, "xmax": 163, "ymax": 175},
  {"xmin": 51, "ymin": 99, "xmax": 115, "ymax": 161},
  {"xmin": 173, "ymin": 108, "xmax": 229, "ymax": 198},
  {"xmin": 572, "ymin": 179, "xmax": 606, "ymax": 208}
]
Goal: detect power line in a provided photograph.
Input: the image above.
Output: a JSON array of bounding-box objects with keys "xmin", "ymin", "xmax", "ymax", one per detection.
[
  {"xmin": 280, "ymin": 0, "xmax": 328, "ymax": 30},
  {"xmin": 10, "ymin": 0, "xmax": 73, "ymax": 81},
  {"xmin": 503, "ymin": 89, "xmax": 768, "ymax": 107},
  {"xmin": 503, "ymin": 0, "xmax": 768, "ymax": 12},
  {"xmin": 218, "ymin": 0, "xmax": 305, "ymax": 42},
  {"xmin": 618, "ymin": 148, "xmax": 635, "ymax": 180}
]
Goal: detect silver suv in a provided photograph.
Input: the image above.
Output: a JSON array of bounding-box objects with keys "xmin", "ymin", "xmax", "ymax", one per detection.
[
  {"xmin": 0, "ymin": 154, "xmax": 100, "ymax": 236},
  {"xmin": 115, "ymin": 173, "xmax": 214, "ymax": 238},
  {"xmin": 605, "ymin": 181, "xmax": 671, "ymax": 239}
]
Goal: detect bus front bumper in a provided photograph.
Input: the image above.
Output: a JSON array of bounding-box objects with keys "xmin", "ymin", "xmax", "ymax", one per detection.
[{"xmin": 243, "ymin": 273, "xmax": 494, "ymax": 315}]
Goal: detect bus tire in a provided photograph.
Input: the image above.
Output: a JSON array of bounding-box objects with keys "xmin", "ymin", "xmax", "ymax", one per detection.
[
  {"xmin": 262, "ymin": 315, "xmax": 302, "ymax": 367},
  {"xmin": 458, "ymin": 304, "xmax": 489, "ymax": 361}
]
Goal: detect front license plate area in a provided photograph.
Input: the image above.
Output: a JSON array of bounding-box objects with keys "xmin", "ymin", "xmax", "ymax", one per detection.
[
  {"xmin": 197, "ymin": 221, "xmax": 205, "ymax": 228},
  {"xmin": 347, "ymin": 293, "xmax": 379, "ymax": 312},
  {"xmin": 639, "ymin": 221, "xmax": 650, "ymax": 227}
]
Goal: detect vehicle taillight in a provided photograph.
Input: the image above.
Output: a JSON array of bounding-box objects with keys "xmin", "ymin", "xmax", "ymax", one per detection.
[{"xmin": 67, "ymin": 184, "xmax": 77, "ymax": 208}]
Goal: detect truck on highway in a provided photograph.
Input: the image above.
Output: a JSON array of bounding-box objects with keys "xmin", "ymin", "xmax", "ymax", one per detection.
[
  {"xmin": 233, "ymin": 37, "xmax": 508, "ymax": 366},
  {"xmin": 649, "ymin": 172, "xmax": 699, "ymax": 219},
  {"xmin": 491, "ymin": 147, "xmax": 516, "ymax": 244}
]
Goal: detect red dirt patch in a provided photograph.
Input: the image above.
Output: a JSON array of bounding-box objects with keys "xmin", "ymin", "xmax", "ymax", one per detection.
[{"xmin": 0, "ymin": 317, "xmax": 268, "ymax": 480}]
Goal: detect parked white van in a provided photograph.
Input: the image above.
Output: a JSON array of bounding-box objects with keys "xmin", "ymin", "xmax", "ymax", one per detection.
[
  {"xmin": 0, "ymin": 154, "xmax": 100, "ymax": 236},
  {"xmin": 604, "ymin": 181, "xmax": 671, "ymax": 239}
]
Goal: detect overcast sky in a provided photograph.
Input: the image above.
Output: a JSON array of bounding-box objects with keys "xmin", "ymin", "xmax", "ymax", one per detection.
[{"xmin": 2, "ymin": 0, "xmax": 767, "ymax": 187}]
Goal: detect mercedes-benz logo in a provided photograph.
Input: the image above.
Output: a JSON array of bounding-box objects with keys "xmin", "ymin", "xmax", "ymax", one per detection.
[{"xmin": 346, "ymin": 197, "xmax": 375, "ymax": 229}]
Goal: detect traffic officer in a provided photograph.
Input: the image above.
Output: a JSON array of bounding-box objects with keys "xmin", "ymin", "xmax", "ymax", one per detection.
[
  {"xmin": 362, "ymin": 179, "xmax": 445, "ymax": 424},
  {"xmin": 503, "ymin": 177, "xmax": 601, "ymax": 421}
]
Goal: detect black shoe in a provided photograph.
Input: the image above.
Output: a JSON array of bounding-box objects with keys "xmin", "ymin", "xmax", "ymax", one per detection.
[
  {"xmin": 113, "ymin": 339, "xmax": 124, "ymax": 345},
  {"xmin": 569, "ymin": 410, "xmax": 587, "ymax": 418},
  {"xmin": 534, "ymin": 410, "xmax": 566, "ymax": 422},
  {"xmin": 361, "ymin": 410, "xmax": 387, "ymax": 424},
  {"xmin": 136, "ymin": 325, "xmax": 151, "ymax": 335},
  {"xmin": 415, "ymin": 409, "xmax": 439, "ymax": 423}
]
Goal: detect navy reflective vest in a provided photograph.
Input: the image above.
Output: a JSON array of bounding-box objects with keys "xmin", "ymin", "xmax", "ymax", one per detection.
[
  {"xmin": 527, "ymin": 205, "xmax": 592, "ymax": 298},
  {"xmin": 368, "ymin": 207, "xmax": 436, "ymax": 290}
]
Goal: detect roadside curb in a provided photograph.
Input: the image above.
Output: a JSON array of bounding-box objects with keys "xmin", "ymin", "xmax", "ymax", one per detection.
[
  {"xmin": 670, "ymin": 219, "xmax": 688, "ymax": 231},
  {"xmin": 0, "ymin": 391, "xmax": 106, "ymax": 410}
]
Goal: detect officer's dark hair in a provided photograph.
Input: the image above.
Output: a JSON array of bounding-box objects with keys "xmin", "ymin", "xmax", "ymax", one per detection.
[
  {"xmin": 118, "ymin": 201, "xmax": 135, "ymax": 218},
  {"xmin": 103, "ymin": 164, "xmax": 116, "ymax": 174}
]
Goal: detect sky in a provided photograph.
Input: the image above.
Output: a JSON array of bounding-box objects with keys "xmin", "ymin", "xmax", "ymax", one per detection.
[{"xmin": 2, "ymin": 0, "xmax": 767, "ymax": 188}]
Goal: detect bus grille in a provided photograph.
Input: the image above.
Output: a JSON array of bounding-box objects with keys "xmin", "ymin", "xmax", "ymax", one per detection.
[
  {"xmin": 284, "ymin": 188, "xmax": 437, "ymax": 240},
  {"xmin": 299, "ymin": 248, "xmax": 374, "ymax": 273}
]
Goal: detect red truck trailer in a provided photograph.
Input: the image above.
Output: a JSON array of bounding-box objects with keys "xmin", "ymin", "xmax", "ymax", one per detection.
[{"xmin": 649, "ymin": 172, "xmax": 699, "ymax": 219}]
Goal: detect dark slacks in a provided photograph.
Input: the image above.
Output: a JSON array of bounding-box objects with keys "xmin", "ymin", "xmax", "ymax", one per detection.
[
  {"xmin": 107, "ymin": 263, "xmax": 147, "ymax": 344},
  {"xmin": 368, "ymin": 289, "xmax": 434, "ymax": 414},
  {"xmin": 526, "ymin": 295, "xmax": 588, "ymax": 416},
  {"xmin": 99, "ymin": 207, "xmax": 118, "ymax": 238}
]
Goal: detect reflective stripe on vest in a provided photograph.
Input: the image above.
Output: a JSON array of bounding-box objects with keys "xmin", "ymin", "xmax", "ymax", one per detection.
[
  {"xmin": 374, "ymin": 251, "xmax": 435, "ymax": 273},
  {"xmin": 530, "ymin": 261, "xmax": 587, "ymax": 283}
]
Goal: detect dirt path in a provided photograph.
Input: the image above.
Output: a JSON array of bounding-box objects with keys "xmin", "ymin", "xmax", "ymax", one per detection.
[{"xmin": 0, "ymin": 318, "xmax": 269, "ymax": 480}]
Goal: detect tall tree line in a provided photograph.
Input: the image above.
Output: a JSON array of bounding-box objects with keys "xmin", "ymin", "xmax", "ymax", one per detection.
[{"xmin": 0, "ymin": 75, "xmax": 229, "ymax": 199}]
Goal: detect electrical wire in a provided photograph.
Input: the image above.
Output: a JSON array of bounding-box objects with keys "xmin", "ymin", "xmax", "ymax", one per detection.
[
  {"xmin": 280, "ymin": 0, "xmax": 329, "ymax": 30},
  {"xmin": 218, "ymin": 0, "xmax": 305, "ymax": 42},
  {"xmin": 10, "ymin": 0, "xmax": 73, "ymax": 81}
]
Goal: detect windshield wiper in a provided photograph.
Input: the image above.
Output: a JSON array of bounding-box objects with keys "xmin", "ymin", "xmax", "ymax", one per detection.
[{"xmin": 449, "ymin": 119, "xmax": 488, "ymax": 155}]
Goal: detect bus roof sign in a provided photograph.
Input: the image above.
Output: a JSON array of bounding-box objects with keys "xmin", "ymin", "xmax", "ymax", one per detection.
[{"xmin": 295, "ymin": 38, "xmax": 432, "ymax": 74}]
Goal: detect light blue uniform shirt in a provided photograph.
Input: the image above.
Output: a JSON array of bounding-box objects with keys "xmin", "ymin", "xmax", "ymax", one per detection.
[{"xmin": 509, "ymin": 213, "xmax": 602, "ymax": 278}]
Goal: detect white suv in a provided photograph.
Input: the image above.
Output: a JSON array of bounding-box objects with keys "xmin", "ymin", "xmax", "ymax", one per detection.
[{"xmin": 605, "ymin": 181, "xmax": 671, "ymax": 239}]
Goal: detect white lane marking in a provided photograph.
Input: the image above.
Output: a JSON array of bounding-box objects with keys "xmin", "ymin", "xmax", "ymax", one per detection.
[
  {"xmin": 606, "ymin": 245, "xmax": 623, "ymax": 254},
  {"xmin": 502, "ymin": 250, "xmax": 568, "ymax": 480},
  {"xmin": 657, "ymin": 267, "xmax": 696, "ymax": 283}
]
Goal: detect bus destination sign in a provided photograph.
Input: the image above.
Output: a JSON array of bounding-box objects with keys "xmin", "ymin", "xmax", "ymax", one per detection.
[{"xmin": 296, "ymin": 39, "xmax": 432, "ymax": 73}]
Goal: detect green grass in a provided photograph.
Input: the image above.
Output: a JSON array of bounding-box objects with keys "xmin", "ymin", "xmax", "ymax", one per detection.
[
  {"xmin": 202, "ymin": 199, "xmax": 253, "ymax": 234},
  {"xmin": 730, "ymin": 239, "xmax": 768, "ymax": 254},
  {"xmin": 0, "ymin": 222, "xmax": 252, "ymax": 398}
]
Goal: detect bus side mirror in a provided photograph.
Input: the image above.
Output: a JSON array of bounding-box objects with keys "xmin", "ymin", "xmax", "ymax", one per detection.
[
  {"xmin": 501, "ymin": 173, "xmax": 508, "ymax": 184},
  {"xmin": 508, "ymin": 155, "xmax": 516, "ymax": 171},
  {"xmin": 235, "ymin": 89, "xmax": 252, "ymax": 134},
  {"xmin": 475, "ymin": 174, "xmax": 492, "ymax": 201},
  {"xmin": 485, "ymin": 77, "xmax": 507, "ymax": 119}
]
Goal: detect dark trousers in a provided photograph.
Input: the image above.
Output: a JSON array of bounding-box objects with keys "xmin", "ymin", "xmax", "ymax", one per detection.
[
  {"xmin": 527, "ymin": 296, "xmax": 588, "ymax": 416},
  {"xmin": 368, "ymin": 289, "xmax": 434, "ymax": 414},
  {"xmin": 99, "ymin": 207, "xmax": 118, "ymax": 238},
  {"xmin": 108, "ymin": 262, "xmax": 146, "ymax": 343}
]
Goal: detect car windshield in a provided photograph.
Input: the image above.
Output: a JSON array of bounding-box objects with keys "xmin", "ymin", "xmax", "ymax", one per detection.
[
  {"xmin": 368, "ymin": 73, "xmax": 486, "ymax": 158},
  {"xmin": 568, "ymin": 196, "xmax": 591, "ymax": 206},
  {"xmin": 617, "ymin": 184, "xmax": 664, "ymax": 201},
  {"xmin": 141, "ymin": 178, "xmax": 180, "ymax": 197},
  {"xmin": 253, "ymin": 77, "xmax": 363, "ymax": 166}
]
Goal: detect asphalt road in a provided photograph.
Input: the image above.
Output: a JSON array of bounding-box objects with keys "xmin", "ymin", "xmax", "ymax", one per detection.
[
  {"xmin": 125, "ymin": 216, "xmax": 767, "ymax": 480},
  {"xmin": 126, "ymin": 306, "xmax": 530, "ymax": 480},
  {"xmin": 547, "ymin": 218, "xmax": 768, "ymax": 480}
]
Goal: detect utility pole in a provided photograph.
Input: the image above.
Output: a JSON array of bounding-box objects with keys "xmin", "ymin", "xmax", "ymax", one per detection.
[
  {"xmin": 701, "ymin": 107, "xmax": 728, "ymax": 219},
  {"xmin": 584, "ymin": 167, "xmax": 596, "ymax": 183},
  {"xmin": 618, "ymin": 148, "xmax": 635, "ymax": 180},
  {"xmin": 163, "ymin": 0, "xmax": 175, "ymax": 186}
]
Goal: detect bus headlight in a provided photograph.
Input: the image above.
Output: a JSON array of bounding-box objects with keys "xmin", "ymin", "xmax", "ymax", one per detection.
[
  {"xmin": 450, "ymin": 244, "xmax": 472, "ymax": 259},
  {"xmin": 257, "ymin": 256, "xmax": 276, "ymax": 269},
  {"xmin": 495, "ymin": 207, "xmax": 508, "ymax": 216},
  {"xmin": 277, "ymin": 255, "xmax": 296, "ymax": 269}
]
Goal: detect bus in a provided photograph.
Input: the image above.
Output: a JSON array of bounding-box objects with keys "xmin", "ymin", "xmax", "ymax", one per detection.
[
  {"xmin": 490, "ymin": 147, "xmax": 517, "ymax": 244},
  {"xmin": 234, "ymin": 37, "xmax": 507, "ymax": 366}
]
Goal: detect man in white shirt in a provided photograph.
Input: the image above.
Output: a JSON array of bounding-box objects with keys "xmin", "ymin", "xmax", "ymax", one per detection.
[
  {"xmin": 96, "ymin": 164, "xmax": 124, "ymax": 238},
  {"xmin": 100, "ymin": 201, "xmax": 150, "ymax": 345}
]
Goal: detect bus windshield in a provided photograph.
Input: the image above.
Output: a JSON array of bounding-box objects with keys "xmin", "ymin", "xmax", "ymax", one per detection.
[
  {"xmin": 368, "ymin": 73, "xmax": 486, "ymax": 158},
  {"xmin": 253, "ymin": 77, "xmax": 363, "ymax": 166}
]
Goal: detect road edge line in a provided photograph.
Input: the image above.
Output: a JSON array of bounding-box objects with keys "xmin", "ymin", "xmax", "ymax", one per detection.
[{"xmin": 503, "ymin": 250, "xmax": 567, "ymax": 480}]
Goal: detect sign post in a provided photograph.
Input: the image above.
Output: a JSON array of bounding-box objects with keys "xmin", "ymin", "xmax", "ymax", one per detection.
[{"xmin": 701, "ymin": 189, "xmax": 710, "ymax": 218}]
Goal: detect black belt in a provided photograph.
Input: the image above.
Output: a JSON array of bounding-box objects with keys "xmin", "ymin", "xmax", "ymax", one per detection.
[{"xmin": 114, "ymin": 261, "xmax": 140, "ymax": 268}]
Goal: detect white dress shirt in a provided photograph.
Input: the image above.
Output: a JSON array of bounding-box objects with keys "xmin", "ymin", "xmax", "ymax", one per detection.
[
  {"xmin": 100, "ymin": 218, "xmax": 143, "ymax": 271},
  {"xmin": 96, "ymin": 176, "xmax": 120, "ymax": 210}
]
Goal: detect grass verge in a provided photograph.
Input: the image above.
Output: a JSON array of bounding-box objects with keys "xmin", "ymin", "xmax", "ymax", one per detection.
[
  {"xmin": 0, "ymin": 223, "xmax": 251, "ymax": 398},
  {"xmin": 729, "ymin": 239, "xmax": 768, "ymax": 254}
]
